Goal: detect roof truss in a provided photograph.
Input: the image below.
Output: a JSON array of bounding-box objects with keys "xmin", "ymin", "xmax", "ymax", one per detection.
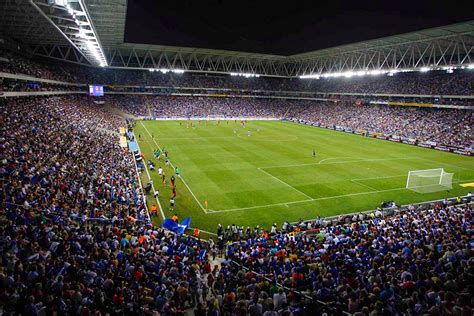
[{"xmin": 1, "ymin": 0, "xmax": 472, "ymax": 77}]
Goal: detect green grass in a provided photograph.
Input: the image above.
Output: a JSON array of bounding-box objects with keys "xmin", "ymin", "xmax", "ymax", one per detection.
[{"xmin": 134, "ymin": 120, "xmax": 474, "ymax": 233}]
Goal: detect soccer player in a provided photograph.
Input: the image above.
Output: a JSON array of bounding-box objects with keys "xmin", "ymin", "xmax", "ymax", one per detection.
[
  {"xmin": 158, "ymin": 166, "xmax": 163, "ymax": 175},
  {"xmin": 170, "ymin": 175, "xmax": 175, "ymax": 187},
  {"xmin": 162, "ymin": 173, "xmax": 166, "ymax": 185},
  {"xmin": 247, "ymin": 130, "xmax": 251, "ymax": 137},
  {"xmin": 312, "ymin": 148, "xmax": 316, "ymax": 158},
  {"xmin": 175, "ymin": 167, "xmax": 180, "ymax": 176},
  {"xmin": 169, "ymin": 198, "xmax": 175, "ymax": 211},
  {"xmin": 172, "ymin": 186, "xmax": 177, "ymax": 198}
]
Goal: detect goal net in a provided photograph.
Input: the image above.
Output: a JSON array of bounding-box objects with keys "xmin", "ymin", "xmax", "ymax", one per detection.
[{"xmin": 406, "ymin": 168, "xmax": 453, "ymax": 193}]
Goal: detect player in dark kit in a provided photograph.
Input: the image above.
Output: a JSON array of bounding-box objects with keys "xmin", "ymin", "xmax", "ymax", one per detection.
[
  {"xmin": 170, "ymin": 175, "xmax": 175, "ymax": 187},
  {"xmin": 312, "ymin": 148, "xmax": 316, "ymax": 158}
]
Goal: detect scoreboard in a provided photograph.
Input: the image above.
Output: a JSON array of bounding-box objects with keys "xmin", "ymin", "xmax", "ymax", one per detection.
[{"xmin": 88, "ymin": 85, "xmax": 104, "ymax": 96}]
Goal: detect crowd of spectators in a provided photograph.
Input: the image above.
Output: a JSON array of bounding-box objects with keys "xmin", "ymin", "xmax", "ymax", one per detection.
[
  {"xmin": 102, "ymin": 95, "xmax": 151, "ymax": 117},
  {"xmin": 0, "ymin": 50, "xmax": 79, "ymax": 83},
  {"xmin": 63, "ymin": 93, "xmax": 472, "ymax": 148},
  {"xmin": 1, "ymin": 96, "xmax": 146, "ymax": 223},
  {"xmin": 0, "ymin": 95, "xmax": 317, "ymax": 315},
  {"xmin": 287, "ymin": 100, "xmax": 473, "ymax": 148},
  {"xmin": 1, "ymin": 50, "xmax": 473, "ymax": 96},
  {"xmin": 0, "ymin": 94, "xmax": 473, "ymax": 315},
  {"xmin": 111, "ymin": 95, "xmax": 472, "ymax": 148},
  {"xmin": 151, "ymin": 96, "xmax": 290, "ymax": 118},
  {"xmin": 296, "ymin": 72, "xmax": 473, "ymax": 96},
  {"xmin": 0, "ymin": 78, "xmax": 85, "ymax": 93},
  {"xmin": 226, "ymin": 201, "xmax": 474, "ymax": 315}
]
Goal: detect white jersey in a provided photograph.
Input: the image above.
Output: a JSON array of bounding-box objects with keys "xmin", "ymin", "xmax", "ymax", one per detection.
[{"xmin": 158, "ymin": 167, "xmax": 163, "ymax": 175}]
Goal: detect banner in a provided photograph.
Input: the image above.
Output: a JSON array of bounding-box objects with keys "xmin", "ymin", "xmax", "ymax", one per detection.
[
  {"xmin": 387, "ymin": 101, "xmax": 433, "ymax": 108},
  {"xmin": 161, "ymin": 217, "xmax": 191, "ymax": 235},
  {"xmin": 119, "ymin": 136, "xmax": 127, "ymax": 148}
]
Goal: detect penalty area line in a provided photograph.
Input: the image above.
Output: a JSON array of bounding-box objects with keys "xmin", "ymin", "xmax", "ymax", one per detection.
[
  {"xmin": 206, "ymin": 187, "xmax": 407, "ymax": 213},
  {"xmin": 350, "ymin": 179, "xmax": 378, "ymax": 192},
  {"xmin": 208, "ymin": 188, "xmax": 406, "ymax": 214},
  {"xmin": 206, "ymin": 178, "xmax": 474, "ymax": 214},
  {"xmin": 257, "ymin": 167, "xmax": 313, "ymax": 199}
]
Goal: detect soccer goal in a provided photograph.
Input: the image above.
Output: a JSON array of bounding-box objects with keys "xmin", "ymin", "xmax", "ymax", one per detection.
[{"xmin": 406, "ymin": 168, "xmax": 454, "ymax": 193}]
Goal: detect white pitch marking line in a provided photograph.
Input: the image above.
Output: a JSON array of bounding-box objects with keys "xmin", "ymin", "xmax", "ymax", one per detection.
[
  {"xmin": 207, "ymin": 187, "xmax": 407, "ymax": 213},
  {"xmin": 206, "ymin": 178, "xmax": 474, "ymax": 214},
  {"xmin": 259, "ymin": 157, "xmax": 417, "ymax": 169},
  {"xmin": 351, "ymin": 175, "xmax": 407, "ymax": 181},
  {"xmin": 140, "ymin": 122, "xmax": 208, "ymax": 214},
  {"xmin": 257, "ymin": 167, "xmax": 313, "ymax": 199},
  {"xmin": 350, "ymin": 179, "xmax": 378, "ymax": 192},
  {"xmin": 134, "ymin": 134, "xmax": 166, "ymax": 221},
  {"xmin": 139, "ymin": 124, "xmax": 473, "ymax": 216},
  {"xmin": 317, "ymin": 157, "xmax": 351, "ymax": 164},
  {"xmin": 236, "ymin": 133, "xmax": 298, "ymax": 142},
  {"xmin": 206, "ymin": 198, "xmax": 314, "ymax": 213}
]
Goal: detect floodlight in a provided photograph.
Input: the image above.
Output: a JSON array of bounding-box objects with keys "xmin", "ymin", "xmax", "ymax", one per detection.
[
  {"xmin": 32, "ymin": 0, "xmax": 108, "ymax": 67},
  {"xmin": 344, "ymin": 71, "xmax": 354, "ymax": 78},
  {"xmin": 368, "ymin": 70, "xmax": 385, "ymax": 76}
]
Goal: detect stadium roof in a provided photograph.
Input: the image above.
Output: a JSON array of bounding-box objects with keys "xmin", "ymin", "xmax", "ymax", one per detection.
[
  {"xmin": 1, "ymin": 0, "xmax": 473, "ymax": 77},
  {"xmin": 291, "ymin": 22, "xmax": 474, "ymax": 59}
]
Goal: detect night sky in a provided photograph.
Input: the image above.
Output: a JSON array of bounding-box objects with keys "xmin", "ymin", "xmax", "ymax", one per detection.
[{"xmin": 124, "ymin": 0, "xmax": 473, "ymax": 56}]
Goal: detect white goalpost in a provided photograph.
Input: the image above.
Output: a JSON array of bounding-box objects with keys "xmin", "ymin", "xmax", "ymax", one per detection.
[{"xmin": 406, "ymin": 168, "xmax": 454, "ymax": 193}]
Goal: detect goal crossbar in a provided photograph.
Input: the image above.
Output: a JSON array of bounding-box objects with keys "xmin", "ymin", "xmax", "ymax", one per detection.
[{"xmin": 406, "ymin": 168, "xmax": 453, "ymax": 193}]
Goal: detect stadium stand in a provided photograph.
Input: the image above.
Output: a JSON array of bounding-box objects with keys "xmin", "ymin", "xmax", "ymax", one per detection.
[
  {"xmin": 1, "ymin": 94, "xmax": 473, "ymax": 315},
  {"xmin": 103, "ymin": 95, "xmax": 473, "ymax": 149},
  {"xmin": 0, "ymin": 25, "xmax": 473, "ymax": 314},
  {"xmin": 1, "ymin": 50, "xmax": 473, "ymax": 96},
  {"xmin": 2, "ymin": 96, "xmax": 147, "ymax": 223},
  {"xmin": 225, "ymin": 201, "xmax": 474, "ymax": 315}
]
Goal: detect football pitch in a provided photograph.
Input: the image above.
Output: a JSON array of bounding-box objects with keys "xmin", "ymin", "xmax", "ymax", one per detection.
[{"xmin": 135, "ymin": 120, "xmax": 474, "ymax": 233}]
